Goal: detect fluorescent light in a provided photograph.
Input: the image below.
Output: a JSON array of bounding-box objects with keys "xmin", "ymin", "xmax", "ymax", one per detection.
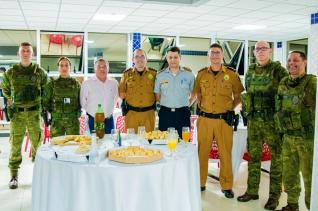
[
  {"xmin": 86, "ymin": 40, "xmax": 95, "ymax": 44},
  {"xmin": 233, "ymin": 24, "xmax": 267, "ymax": 30},
  {"xmin": 93, "ymin": 14, "xmax": 125, "ymax": 21}
]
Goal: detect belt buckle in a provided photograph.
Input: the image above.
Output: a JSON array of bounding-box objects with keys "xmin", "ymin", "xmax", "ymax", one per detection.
[{"xmin": 171, "ymin": 108, "xmax": 176, "ymax": 112}]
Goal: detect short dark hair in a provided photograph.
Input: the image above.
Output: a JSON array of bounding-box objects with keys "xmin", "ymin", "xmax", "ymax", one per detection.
[
  {"xmin": 167, "ymin": 46, "xmax": 181, "ymax": 55},
  {"xmin": 209, "ymin": 43, "xmax": 223, "ymax": 51},
  {"xmin": 57, "ymin": 56, "xmax": 71, "ymax": 66},
  {"xmin": 133, "ymin": 48, "xmax": 147, "ymax": 58},
  {"xmin": 0, "ymin": 67, "xmax": 6, "ymax": 73},
  {"xmin": 289, "ymin": 50, "xmax": 307, "ymax": 60},
  {"xmin": 20, "ymin": 42, "xmax": 32, "ymax": 47}
]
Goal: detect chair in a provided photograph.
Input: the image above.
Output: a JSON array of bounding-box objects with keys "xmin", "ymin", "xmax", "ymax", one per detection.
[
  {"xmin": 242, "ymin": 143, "xmax": 271, "ymax": 162},
  {"xmin": 70, "ymin": 35, "xmax": 83, "ymax": 56},
  {"xmin": 24, "ymin": 123, "xmax": 51, "ymax": 158},
  {"xmin": 48, "ymin": 34, "xmax": 65, "ymax": 54}
]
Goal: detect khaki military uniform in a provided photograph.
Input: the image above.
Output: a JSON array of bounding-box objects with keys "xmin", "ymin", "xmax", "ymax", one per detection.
[
  {"xmin": 2, "ymin": 63, "xmax": 47, "ymax": 177},
  {"xmin": 43, "ymin": 76, "xmax": 81, "ymax": 137},
  {"xmin": 275, "ymin": 74, "xmax": 316, "ymax": 209},
  {"xmin": 119, "ymin": 67, "xmax": 156, "ymax": 132},
  {"xmin": 194, "ymin": 65, "xmax": 244, "ymax": 190},
  {"xmin": 242, "ymin": 60, "xmax": 288, "ymax": 199}
]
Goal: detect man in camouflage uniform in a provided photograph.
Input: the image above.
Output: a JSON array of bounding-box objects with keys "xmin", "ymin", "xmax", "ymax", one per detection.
[
  {"xmin": 43, "ymin": 57, "xmax": 81, "ymax": 137},
  {"xmin": 2, "ymin": 42, "xmax": 47, "ymax": 189},
  {"xmin": 237, "ymin": 41, "xmax": 288, "ymax": 210},
  {"xmin": 119, "ymin": 49, "xmax": 157, "ymax": 132},
  {"xmin": 275, "ymin": 51, "xmax": 316, "ymax": 211}
]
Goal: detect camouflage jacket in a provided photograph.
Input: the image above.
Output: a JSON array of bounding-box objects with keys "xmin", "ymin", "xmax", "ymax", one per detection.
[
  {"xmin": 2, "ymin": 63, "xmax": 47, "ymax": 108},
  {"xmin": 43, "ymin": 76, "xmax": 81, "ymax": 117}
]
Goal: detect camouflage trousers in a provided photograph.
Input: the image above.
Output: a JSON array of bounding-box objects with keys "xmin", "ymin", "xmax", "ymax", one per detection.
[
  {"xmin": 246, "ymin": 118, "xmax": 282, "ymax": 198},
  {"xmin": 282, "ymin": 134, "xmax": 313, "ymax": 209},
  {"xmin": 9, "ymin": 111, "xmax": 42, "ymax": 177},
  {"xmin": 50, "ymin": 116, "xmax": 79, "ymax": 138}
]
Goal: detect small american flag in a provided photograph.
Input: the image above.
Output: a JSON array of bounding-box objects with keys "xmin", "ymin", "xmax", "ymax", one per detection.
[
  {"xmin": 190, "ymin": 115, "xmax": 198, "ymax": 142},
  {"xmin": 116, "ymin": 115, "xmax": 125, "ymax": 133},
  {"xmin": 79, "ymin": 115, "xmax": 86, "ymax": 135}
]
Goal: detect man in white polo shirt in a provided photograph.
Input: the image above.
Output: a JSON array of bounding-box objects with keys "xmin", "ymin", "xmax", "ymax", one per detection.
[{"xmin": 80, "ymin": 58, "xmax": 118, "ymax": 134}]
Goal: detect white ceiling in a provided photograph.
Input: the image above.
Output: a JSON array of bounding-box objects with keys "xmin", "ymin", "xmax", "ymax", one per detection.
[{"xmin": 0, "ymin": 0, "xmax": 317, "ymax": 41}]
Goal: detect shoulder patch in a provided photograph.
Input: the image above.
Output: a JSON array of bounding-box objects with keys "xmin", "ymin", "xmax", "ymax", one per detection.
[{"xmin": 183, "ymin": 66, "xmax": 192, "ymax": 72}]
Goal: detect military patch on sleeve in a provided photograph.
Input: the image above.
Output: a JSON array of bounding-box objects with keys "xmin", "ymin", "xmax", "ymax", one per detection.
[
  {"xmin": 224, "ymin": 74, "xmax": 230, "ymax": 81},
  {"xmin": 147, "ymin": 74, "xmax": 154, "ymax": 80}
]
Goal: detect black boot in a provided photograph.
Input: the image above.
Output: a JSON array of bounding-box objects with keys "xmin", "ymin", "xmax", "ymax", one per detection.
[
  {"xmin": 237, "ymin": 192, "xmax": 259, "ymax": 202},
  {"xmin": 9, "ymin": 176, "xmax": 18, "ymax": 189},
  {"xmin": 281, "ymin": 203, "xmax": 299, "ymax": 211},
  {"xmin": 264, "ymin": 197, "xmax": 279, "ymax": 210}
]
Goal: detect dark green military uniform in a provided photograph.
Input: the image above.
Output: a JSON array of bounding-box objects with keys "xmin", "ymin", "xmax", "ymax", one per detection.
[
  {"xmin": 275, "ymin": 74, "xmax": 316, "ymax": 210},
  {"xmin": 242, "ymin": 60, "xmax": 288, "ymax": 199},
  {"xmin": 43, "ymin": 76, "xmax": 81, "ymax": 137},
  {"xmin": 2, "ymin": 63, "xmax": 47, "ymax": 177}
]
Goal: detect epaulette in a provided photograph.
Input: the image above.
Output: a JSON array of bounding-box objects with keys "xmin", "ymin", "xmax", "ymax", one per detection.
[
  {"xmin": 198, "ymin": 67, "xmax": 209, "ymax": 73},
  {"xmin": 123, "ymin": 67, "xmax": 133, "ymax": 73},
  {"xmin": 147, "ymin": 67, "xmax": 157, "ymax": 72},
  {"xmin": 224, "ymin": 65, "xmax": 237, "ymax": 72},
  {"xmin": 157, "ymin": 69, "xmax": 166, "ymax": 74},
  {"xmin": 183, "ymin": 66, "xmax": 192, "ymax": 72}
]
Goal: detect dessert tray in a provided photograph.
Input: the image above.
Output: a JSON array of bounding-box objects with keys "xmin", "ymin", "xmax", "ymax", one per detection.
[{"xmin": 107, "ymin": 146, "xmax": 163, "ymax": 164}]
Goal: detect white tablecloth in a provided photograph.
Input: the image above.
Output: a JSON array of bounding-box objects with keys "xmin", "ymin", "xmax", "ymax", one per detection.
[{"xmin": 32, "ymin": 142, "xmax": 201, "ymax": 211}]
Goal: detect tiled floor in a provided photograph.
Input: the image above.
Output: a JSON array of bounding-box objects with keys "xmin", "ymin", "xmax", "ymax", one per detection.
[{"xmin": 0, "ymin": 136, "xmax": 309, "ymax": 211}]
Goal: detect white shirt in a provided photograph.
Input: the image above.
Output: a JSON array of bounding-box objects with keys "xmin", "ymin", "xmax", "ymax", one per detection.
[{"xmin": 80, "ymin": 76, "xmax": 118, "ymax": 117}]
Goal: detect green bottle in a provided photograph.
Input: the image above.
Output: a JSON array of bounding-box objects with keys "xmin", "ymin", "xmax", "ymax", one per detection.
[{"xmin": 94, "ymin": 104, "xmax": 105, "ymax": 139}]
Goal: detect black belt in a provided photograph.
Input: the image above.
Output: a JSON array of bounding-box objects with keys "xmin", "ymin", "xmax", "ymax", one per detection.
[
  {"xmin": 127, "ymin": 103, "xmax": 154, "ymax": 112},
  {"xmin": 16, "ymin": 105, "xmax": 39, "ymax": 112},
  {"xmin": 160, "ymin": 106, "xmax": 188, "ymax": 112},
  {"xmin": 199, "ymin": 111, "xmax": 228, "ymax": 119}
]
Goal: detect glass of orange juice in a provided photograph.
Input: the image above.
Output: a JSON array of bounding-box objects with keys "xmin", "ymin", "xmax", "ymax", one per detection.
[
  {"xmin": 182, "ymin": 127, "xmax": 191, "ymax": 142},
  {"xmin": 167, "ymin": 130, "xmax": 178, "ymax": 157}
]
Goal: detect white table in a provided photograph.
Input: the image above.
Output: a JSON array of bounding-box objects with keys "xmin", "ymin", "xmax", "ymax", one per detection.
[{"xmin": 32, "ymin": 142, "xmax": 202, "ymax": 211}]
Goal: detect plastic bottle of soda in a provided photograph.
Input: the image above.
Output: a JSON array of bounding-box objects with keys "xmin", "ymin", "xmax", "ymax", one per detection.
[{"xmin": 94, "ymin": 104, "xmax": 105, "ymax": 139}]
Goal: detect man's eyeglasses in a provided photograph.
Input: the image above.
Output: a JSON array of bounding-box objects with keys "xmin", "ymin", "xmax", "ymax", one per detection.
[
  {"xmin": 134, "ymin": 55, "xmax": 146, "ymax": 60},
  {"xmin": 210, "ymin": 51, "xmax": 222, "ymax": 56},
  {"xmin": 254, "ymin": 47, "xmax": 270, "ymax": 52}
]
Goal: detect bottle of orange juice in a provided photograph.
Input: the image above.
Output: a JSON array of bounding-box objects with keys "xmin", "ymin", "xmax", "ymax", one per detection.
[{"xmin": 94, "ymin": 104, "xmax": 105, "ymax": 139}]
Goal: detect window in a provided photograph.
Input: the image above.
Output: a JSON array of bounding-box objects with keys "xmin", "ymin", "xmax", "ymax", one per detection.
[
  {"xmin": 87, "ymin": 33, "xmax": 127, "ymax": 74},
  {"xmin": 0, "ymin": 29, "xmax": 37, "ymax": 71},
  {"xmin": 179, "ymin": 37, "xmax": 210, "ymax": 75},
  {"xmin": 40, "ymin": 31, "xmax": 84, "ymax": 74},
  {"xmin": 141, "ymin": 35, "xmax": 175, "ymax": 71}
]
